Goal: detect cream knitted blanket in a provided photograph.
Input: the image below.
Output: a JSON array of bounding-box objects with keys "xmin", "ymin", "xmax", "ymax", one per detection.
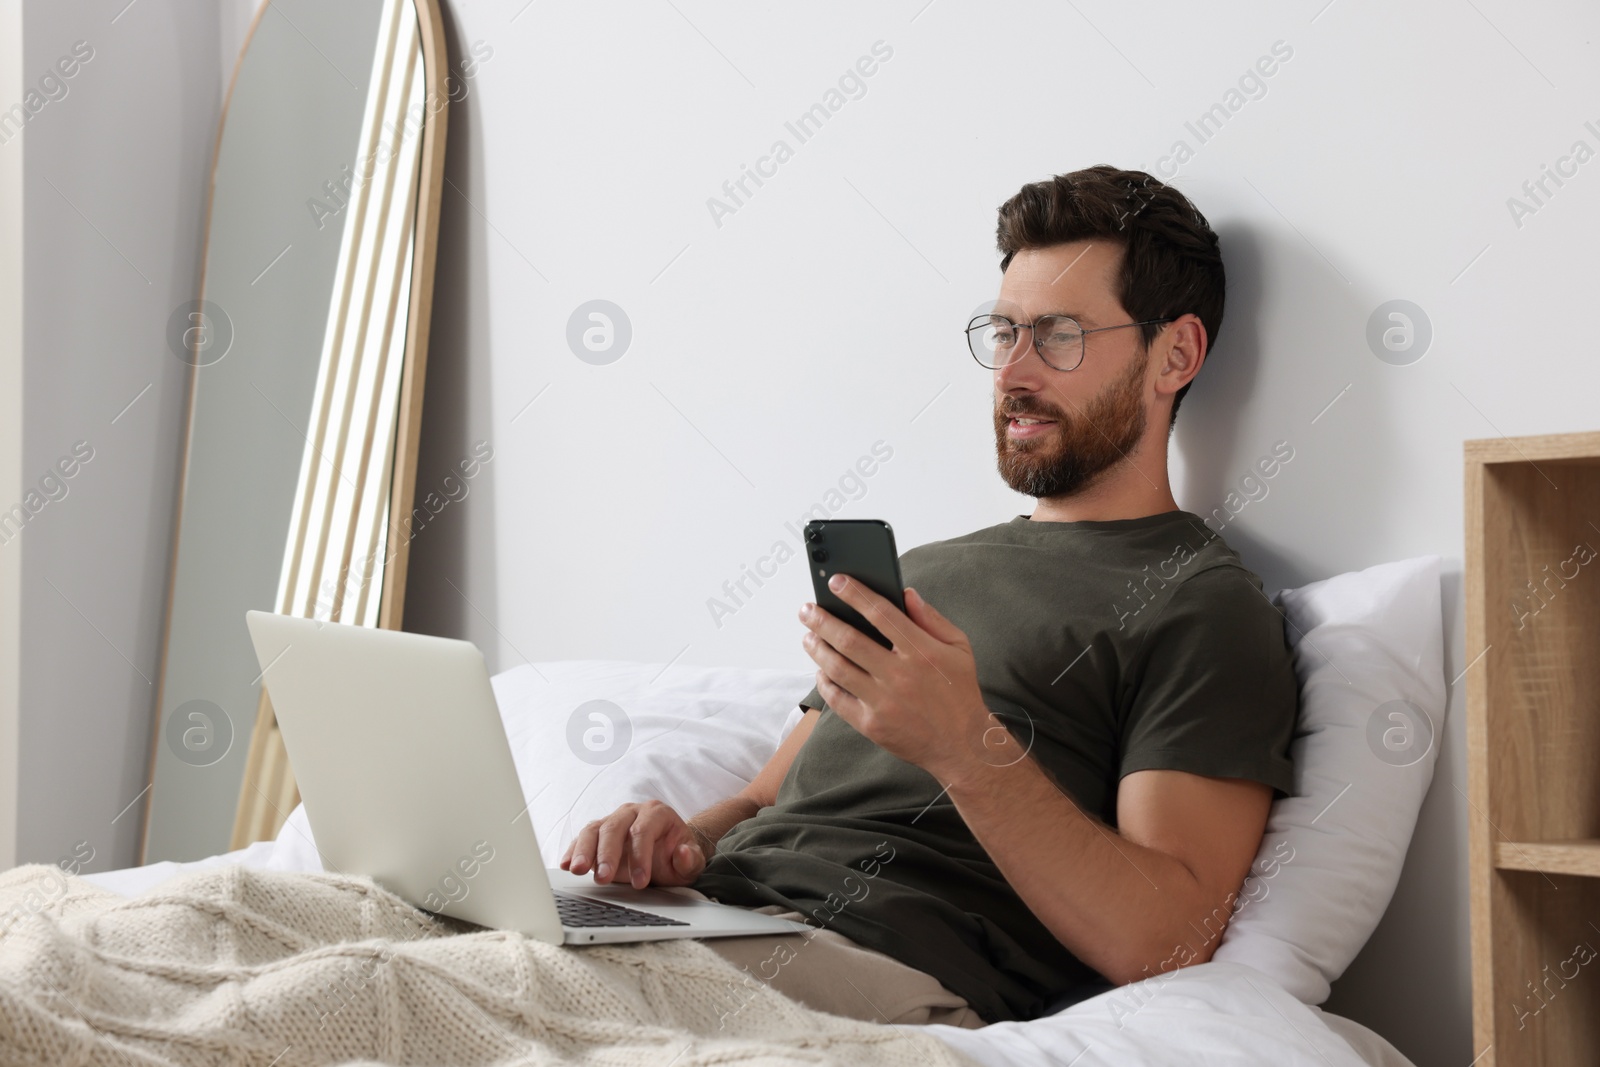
[{"xmin": 0, "ymin": 864, "xmax": 974, "ymax": 1067}]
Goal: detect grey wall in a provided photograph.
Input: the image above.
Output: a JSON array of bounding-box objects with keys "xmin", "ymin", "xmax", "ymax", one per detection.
[
  {"xmin": 16, "ymin": 0, "xmax": 219, "ymax": 872},
  {"xmin": 0, "ymin": 0, "xmax": 21, "ymax": 869}
]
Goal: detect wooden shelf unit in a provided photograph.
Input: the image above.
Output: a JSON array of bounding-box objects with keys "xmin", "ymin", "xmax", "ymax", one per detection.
[
  {"xmin": 1492, "ymin": 840, "xmax": 1600, "ymax": 879},
  {"xmin": 1466, "ymin": 431, "xmax": 1600, "ymax": 1066}
]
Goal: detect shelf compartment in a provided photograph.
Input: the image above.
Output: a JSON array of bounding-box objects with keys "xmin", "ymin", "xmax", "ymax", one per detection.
[{"xmin": 1494, "ymin": 839, "xmax": 1600, "ymax": 878}]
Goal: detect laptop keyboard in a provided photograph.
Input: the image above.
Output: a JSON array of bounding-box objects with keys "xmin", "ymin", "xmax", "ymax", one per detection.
[{"xmin": 553, "ymin": 891, "xmax": 690, "ymax": 928}]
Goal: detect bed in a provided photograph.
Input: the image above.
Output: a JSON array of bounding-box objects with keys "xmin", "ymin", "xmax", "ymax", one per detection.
[{"xmin": 40, "ymin": 556, "xmax": 1441, "ymax": 1066}]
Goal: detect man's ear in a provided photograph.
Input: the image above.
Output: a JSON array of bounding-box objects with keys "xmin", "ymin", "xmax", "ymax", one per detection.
[{"xmin": 1153, "ymin": 313, "xmax": 1207, "ymax": 400}]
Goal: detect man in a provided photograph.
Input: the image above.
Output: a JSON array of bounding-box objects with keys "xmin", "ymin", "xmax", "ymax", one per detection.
[{"xmin": 561, "ymin": 165, "xmax": 1298, "ymax": 1028}]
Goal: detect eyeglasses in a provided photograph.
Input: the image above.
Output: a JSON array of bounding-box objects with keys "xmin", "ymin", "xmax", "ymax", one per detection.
[{"xmin": 966, "ymin": 313, "xmax": 1173, "ymax": 372}]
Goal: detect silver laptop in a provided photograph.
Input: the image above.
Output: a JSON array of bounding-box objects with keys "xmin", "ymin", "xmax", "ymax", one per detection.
[{"xmin": 245, "ymin": 611, "xmax": 808, "ymax": 944}]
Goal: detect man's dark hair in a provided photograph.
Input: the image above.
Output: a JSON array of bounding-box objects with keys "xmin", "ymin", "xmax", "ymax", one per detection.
[{"xmin": 994, "ymin": 165, "xmax": 1224, "ymax": 427}]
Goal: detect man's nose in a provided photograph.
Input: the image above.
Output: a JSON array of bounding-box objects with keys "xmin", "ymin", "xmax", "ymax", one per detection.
[{"xmin": 993, "ymin": 335, "xmax": 1045, "ymax": 395}]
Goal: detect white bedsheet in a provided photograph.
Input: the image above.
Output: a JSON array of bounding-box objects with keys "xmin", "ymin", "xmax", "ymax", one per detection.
[
  {"xmin": 84, "ymin": 844, "xmax": 1414, "ymax": 1067},
  {"xmin": 928, "ymin": 961, "xmax": 1402, "ymax": 1067}
]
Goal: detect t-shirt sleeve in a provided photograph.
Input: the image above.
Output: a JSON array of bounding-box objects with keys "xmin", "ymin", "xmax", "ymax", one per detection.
[
  {"xmin": 1119, "ymin": 564, "xmax": 1298, "ymax": 797},
  {"xmin": 798, "ymin": 685, "xmax": 827, "ymax": 713}
]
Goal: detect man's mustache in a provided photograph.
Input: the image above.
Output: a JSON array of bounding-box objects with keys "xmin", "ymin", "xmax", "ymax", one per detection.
[{"xmin": 996, "ymin": 400, "xmax": 1065, "ymax": 422}]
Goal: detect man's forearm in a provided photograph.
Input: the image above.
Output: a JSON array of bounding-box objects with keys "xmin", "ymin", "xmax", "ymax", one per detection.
[
  {"xmin": 945, "ymin": 756, "xmax": 1217, "ymax": 985},
  {"xmin": 686, "ymin": 794, "xmax": 761, "ymax": 858},
  {"xmin": 682, "ymin": 708, "xmax": 819, "ymax": 865}
]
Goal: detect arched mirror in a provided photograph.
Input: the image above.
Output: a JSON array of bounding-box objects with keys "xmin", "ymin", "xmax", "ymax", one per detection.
[{"xmin": 140, "ymin": 0, "xmax": 447, "ymax": 862}]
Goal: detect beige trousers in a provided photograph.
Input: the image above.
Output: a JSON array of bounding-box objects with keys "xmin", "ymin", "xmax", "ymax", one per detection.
[{"xmin": 682, "ymin": 888, "xmax": 988, "ymax": 1030}]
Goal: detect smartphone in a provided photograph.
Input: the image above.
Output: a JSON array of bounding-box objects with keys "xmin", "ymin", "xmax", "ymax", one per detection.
[{"xmin": 804, "ymin": 519, "xmax": 907, "ymax": 649}]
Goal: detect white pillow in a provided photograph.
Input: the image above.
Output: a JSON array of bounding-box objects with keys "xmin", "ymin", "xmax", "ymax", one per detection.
[
  {"xmin": 1212, "ymin": 555, "xmax": 1446, "ymax": 1004},
  {"xmin": 493, "ymin": 660, "xmax": 814, "ymax": 864},
  {"xmin": 273, "ymin": 659, "xmax": 815, "ymax": 869}
]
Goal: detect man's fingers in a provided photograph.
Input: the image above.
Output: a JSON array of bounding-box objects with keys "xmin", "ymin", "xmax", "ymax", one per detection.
[
  {"xmin": 803, "ymin": 603, "xmax": 889, "ymax": 673},
  {"xmin": 628, "ymin": 837, "xmax": 650, "ymax": 889},
  {"xmin": 592, "ymin": 809, "xmax": 637, "ymax": 884},
  {"xmin": 669, "ymin": 840, "xmax": 705, "ymax": 881},
  {"xmin": 803, "ymin": 631, "xmax": 871, "ymax": 698},
  {"xmin": 808, "ymin": 577, "xmax": 915, "ymax": 656},
  {"xmin": 571, "ymin": 803, "xmax": 701, "ymax": 887},
  {"xmin": 629, "ymin": 822, "xmax": 661, "ymax": 889},
  {"xmin": 816, "ymin": 670, "xmax": 865, "ymax": 722},
  {"xmin": 905, "ymin": 587, "xmax": 965, "ymax": 645},
  {"xmin": 627, "ymin": 801, "xmax": 680, "ymax": 888},
  {"xmin": 650, "ymin": 836, "xmax": 703, "ymax": 887},
  {"xmin": 566, "ymin": 821, "xmax": 601, "ymax": 874},
  {"xmin": 829, "ymin": 575, "xmax": 915, "ymax": 646}
]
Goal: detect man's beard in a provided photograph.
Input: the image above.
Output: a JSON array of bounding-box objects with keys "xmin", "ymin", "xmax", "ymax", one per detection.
[{"xmin": 993, "ymin": 348, "xmax": 1150, "ymax": 500}]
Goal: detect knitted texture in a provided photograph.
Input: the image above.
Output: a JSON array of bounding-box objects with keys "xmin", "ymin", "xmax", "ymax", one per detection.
[{"xmin": 0, "ymin": 864, "xmax": 975, "ymax": 1067}]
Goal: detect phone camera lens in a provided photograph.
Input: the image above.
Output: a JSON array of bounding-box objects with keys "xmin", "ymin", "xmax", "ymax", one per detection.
[
  {"xmin": 811, "ymin": 549, "xmax": 827, "ymax": 563},
  {"xmin": 805, "ymin": 527, "xmax": 822, "ymax": 543}
]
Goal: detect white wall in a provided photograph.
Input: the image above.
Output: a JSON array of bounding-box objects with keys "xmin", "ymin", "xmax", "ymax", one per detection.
[
  {"xmin": 400, "ymin": 2, "xmax": 1600, "ymax": 1064},
  {"xmin": 15, "ymin": 0, "xmax": 219, "ymax": 872}
]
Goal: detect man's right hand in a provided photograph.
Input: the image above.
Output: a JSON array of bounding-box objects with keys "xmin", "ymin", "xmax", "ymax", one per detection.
[{"xmin": 559, "ymin": 800, "xmax": 708, "ymax": 889}]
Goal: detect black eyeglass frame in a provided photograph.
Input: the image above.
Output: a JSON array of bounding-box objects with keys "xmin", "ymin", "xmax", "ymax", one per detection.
[{"xmin": 965, "ymin": 314, "xmax": 1174, "ymax": 372}]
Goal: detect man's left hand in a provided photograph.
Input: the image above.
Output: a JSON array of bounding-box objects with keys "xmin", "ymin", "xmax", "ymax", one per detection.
[{"xmin": 799, "ymin": 576, "xmax": 994, "ymax": 785}]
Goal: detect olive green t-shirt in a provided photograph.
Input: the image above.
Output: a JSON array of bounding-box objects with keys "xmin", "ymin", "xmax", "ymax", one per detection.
[{"xmin": 694, "ymin": 510, "xmax": 1298, "ymax": 1023}]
